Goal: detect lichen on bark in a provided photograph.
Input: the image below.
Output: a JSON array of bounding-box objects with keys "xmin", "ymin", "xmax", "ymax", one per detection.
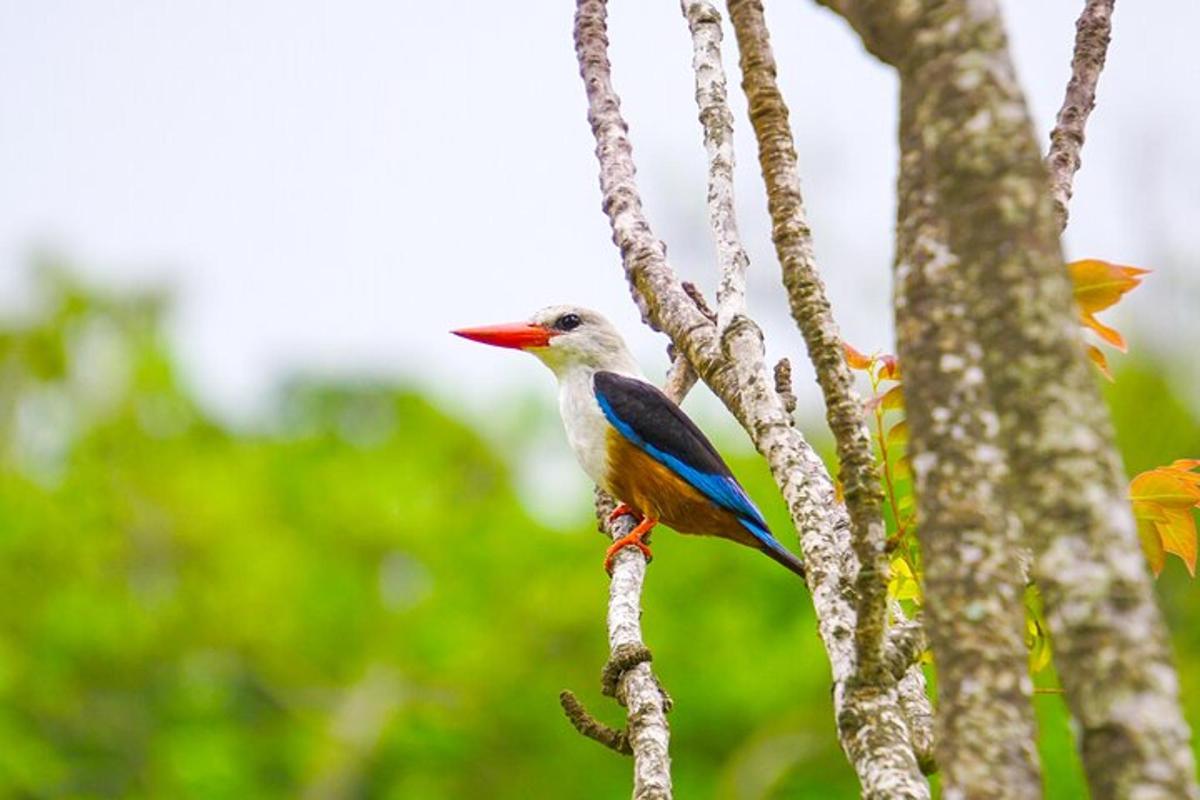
[{"xmin": 819, "ymin": 1, "xmax": 1198, "ymax": 796}]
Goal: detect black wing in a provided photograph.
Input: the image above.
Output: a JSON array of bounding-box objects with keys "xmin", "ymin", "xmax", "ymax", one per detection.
[{"xmin": 592, "ymin": 371, "xmax": 766, "ymax": 529}]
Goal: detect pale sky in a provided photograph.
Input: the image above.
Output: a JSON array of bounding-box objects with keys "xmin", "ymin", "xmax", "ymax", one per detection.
[{"xmin": 2, "ymin": 1, "xmax": 1197, "ymax": 425}]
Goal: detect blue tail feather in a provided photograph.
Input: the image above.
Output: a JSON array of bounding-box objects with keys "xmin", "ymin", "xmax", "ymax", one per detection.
[{"xmin": 739, "ymin": 517, "xmax": 806, "ymax": 578}]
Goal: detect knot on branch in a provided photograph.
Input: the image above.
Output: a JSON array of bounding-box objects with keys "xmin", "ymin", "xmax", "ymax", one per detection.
[
  {"xmin": 559, "ymin": 690, "xmax": 633, "ymax": 756},
  {"xmin": 602, "ymin": 642, "xmax": 654, "ymax": 698}
]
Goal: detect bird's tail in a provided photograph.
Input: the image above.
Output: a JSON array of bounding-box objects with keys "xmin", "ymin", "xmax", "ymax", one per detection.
[{"xmin": 740, "ymin": 518, "xmax": 806, "ymax": 579}]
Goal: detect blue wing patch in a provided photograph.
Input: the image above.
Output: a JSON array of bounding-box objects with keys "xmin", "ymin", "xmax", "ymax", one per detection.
[{"xmin": 595, "ymin": 385, "xmax": 770, "ymax": 534}]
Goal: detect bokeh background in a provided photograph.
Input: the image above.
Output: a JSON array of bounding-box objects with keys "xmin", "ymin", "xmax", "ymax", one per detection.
[{"xmin": 1, "ymin": 1, "xmax": 1197, "ymax": 797}]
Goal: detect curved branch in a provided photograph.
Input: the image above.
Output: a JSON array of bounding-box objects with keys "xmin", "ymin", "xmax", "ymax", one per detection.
[
  {"xmin": 1047, "ymin": 0, "xmax": 1116, "ymax": 230},
  {"xmin": 575, "ymin": 1, "xmax": 928, "ymax": 795}
]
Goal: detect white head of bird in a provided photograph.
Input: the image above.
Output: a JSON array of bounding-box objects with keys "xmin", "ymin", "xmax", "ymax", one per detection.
[{"xmin": 451, "ymin": 305, "xmax": 642, "ymax": 380}]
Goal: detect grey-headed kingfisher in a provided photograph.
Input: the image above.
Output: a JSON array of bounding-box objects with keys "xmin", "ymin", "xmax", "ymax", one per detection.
[{"xmin": 452, "ymin": 306, "xmax": 804, "ymax": 577}]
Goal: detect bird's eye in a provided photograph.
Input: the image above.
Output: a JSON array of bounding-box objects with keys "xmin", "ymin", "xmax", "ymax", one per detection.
[{"xmin": 556, "ymin": 313, "xmax": 582, "ymax": 331}]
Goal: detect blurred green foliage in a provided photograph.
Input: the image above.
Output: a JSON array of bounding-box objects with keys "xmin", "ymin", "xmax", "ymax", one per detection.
[{"xmin": 0, "ymin": 268, "xmax": 1197, "ymax": 798}]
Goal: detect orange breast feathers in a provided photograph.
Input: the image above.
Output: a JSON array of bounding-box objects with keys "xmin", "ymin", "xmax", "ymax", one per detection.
[{"xmin": 602, "ymin": 428, "xmax": 760, "ymax": 548}]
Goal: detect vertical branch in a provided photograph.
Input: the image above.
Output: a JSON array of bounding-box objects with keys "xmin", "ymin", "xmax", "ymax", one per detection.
[
  {"xmin": 818, "ymin": 1, "xmax": 1199, "ymax": 796},
  {"xmin": 1047, "ymin": 0, "xmax": 1116, "ymax": 230},
  {"xmin": 596, "ymin": 491, "xmax": 674, "ymax": 800},
  {"xmin": 726, "ymin": 0, "xmax": 888, "ymax": 684},
  {"xmin": 681, "ymin": 0, "xmax": 748, "ymax": 333},
  {"xmin": 892, "ymin": 146, "xmax": 1042, "ymax": 795}
]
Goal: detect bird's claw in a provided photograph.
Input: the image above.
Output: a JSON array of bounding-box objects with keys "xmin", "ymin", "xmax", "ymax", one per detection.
[
  {"xmin": 603, "ymin": 521, "xmax": 656, "ymax": 575},
  {"xmin": 607, "ymin": 503, "xmax": 642, "ymax": 524}
]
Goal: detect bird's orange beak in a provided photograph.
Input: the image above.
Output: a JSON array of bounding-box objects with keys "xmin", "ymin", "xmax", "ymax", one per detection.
[{"xmin": 451, "ymin": 322, "xmax": 554, "ymax": 350}]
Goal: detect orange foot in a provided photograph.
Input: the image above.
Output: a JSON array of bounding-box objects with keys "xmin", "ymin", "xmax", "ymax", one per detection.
[
  {"xmin": 607, "ymin": 502, "xmax": 644, "ymax": 524},
  {"xmin": 604, "ymin": 516, "xmax": 657, "ymax": 575}
]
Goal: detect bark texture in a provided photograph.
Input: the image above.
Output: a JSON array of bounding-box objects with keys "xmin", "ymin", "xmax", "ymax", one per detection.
[
  {"xmin": 1047, "ymin": 0, "xmax": 1116, "ymax": 230},
  {"xmin": 728, "ymin": 0, "xmax": 887, "ymax": 687},
  {"xmin": 575, "ymin": 1, "xmax": 929, "ymax": 795},
  {"xmin": 895, "ymin": 132, "xmax": 1042, "ymax": 797},
  {"xmin": 820, "ymin": 1, "xmax": 1199, "ymax": 796},
  {"xmin": 599, "ymin": 493, "xmax": 673, "ymax": 800}
]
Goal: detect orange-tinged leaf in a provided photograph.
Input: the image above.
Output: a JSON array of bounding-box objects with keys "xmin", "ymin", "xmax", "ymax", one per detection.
[
  {"xmin": 886, "ymin": 420, "xmax": 909, "ymax": 447},
  {"xmin": 878, "ymin": 355, "xmax": 901, "ymax": 381},
  {"xmin": 834, "ymin": 478, "xmax": 844, "ymax": 504},
  {"xmin": 1130, "ymin": 469, "xmax": 1200, "ymax": 507},
  {"xmin": 892, "ymin": 455, "xmax": 912, "ymax": 481},
  {"xmin": 1069, "ymin": 259, "xmax": 1148, "ymax": 315},
  {"xmin": 1138, "ymin": 517, "xmax": 1167, "ymax": 577},
  {"xmin": 1155, "ymin": 508, "xmax": 1198, "ymax": 576},
  {"xmin": 843, "ymin": 342, "xmax": 873, "ymax": 371},
  {"xmin": 1086, "ymin": 345, "xmax": 1114, "ymax": 381},
  {"xmin": 1081, "ymin": 311, "xmax": 1128, "ymax": 352},
  {"xmin": 1169, "ymin": 459, "xmax": 1200, "ymax": 471}
]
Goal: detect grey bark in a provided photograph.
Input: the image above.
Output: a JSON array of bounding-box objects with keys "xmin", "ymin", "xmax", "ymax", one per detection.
[
  {"xmin": 894, "ymin": 145, "xmax": 1042, "ymax": 797},
  {"xmin": 726, "ymin": 0, "xmax": 888, "ymax": 687},
  {"xmin": 819, "ymin": 1, "xmax": 1199, "ymax": 796},
  {"xmin": 575, "ymin": 1, "xmax": 929, "ymax": 795}
]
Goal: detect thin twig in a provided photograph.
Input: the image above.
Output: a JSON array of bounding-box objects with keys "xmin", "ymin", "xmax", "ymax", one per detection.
[
  {"xmin": 1047, "ymin": 0, "xmax": 1116, "ymax": 230},
  {"xmin": 559, "ymin": 690, "xmax": 634, "ymax": 755}
]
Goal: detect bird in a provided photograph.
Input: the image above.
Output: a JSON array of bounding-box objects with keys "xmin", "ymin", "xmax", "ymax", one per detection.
[{"xmin": 452, "ymin": 305, "xmax": 805, "ymax": 578}]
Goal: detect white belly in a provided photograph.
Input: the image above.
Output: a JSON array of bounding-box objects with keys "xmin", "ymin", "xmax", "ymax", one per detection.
[{"xmin": 558, "ymin": 372, "xmax": 613, "ymax": 488}]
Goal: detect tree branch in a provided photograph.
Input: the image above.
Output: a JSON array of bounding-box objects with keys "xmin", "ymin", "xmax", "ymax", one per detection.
[
  {"xmin": 727, "ymin": 0, "xmax": 887, "ymax": 686},
  {"xmin": 681, "ymin": 0, "xmax": 748, "ymax": 336},
  {"xmin": 820, "ymin": 1, "xmax": 1199, "ymax": 796},
  {"xmin": 575, "ymin": 1, "xmax": 928, "ymax": 795},
  {"xmin": 1047, "ymin": 0, "xmax": 1116, "ymax": 230}
]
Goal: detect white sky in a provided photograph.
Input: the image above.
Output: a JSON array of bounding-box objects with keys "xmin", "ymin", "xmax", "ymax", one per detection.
[{"xmin": 2, "ymin": 0, "xmax": 1198, "ymax": 425}]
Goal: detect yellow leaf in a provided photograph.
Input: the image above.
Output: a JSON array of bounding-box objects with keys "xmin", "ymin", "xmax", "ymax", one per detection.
[
  {"xmin": 892, "ymin": 455, "xmax": 912, "ymax": 481},
  {"xmin": 886, "ymin": 420, "xmax": 909, "ymax": 447},
  {"xmin": 887, "ymin": 556, "xmax": 922, "ymax": 602},
  {"xmin": 1138, "ymin": 517, "xmax": 1167, "ymax": 577},
  {"xmin": 1156, "ymin": 508, "xmax": 1198, "ymax": 576},
  {"xmin": 865, "ymin": 384, "xmax": 905, "ymax": 414},
  {"xmin": 1132, "ymin": 499, "xmax": 1167, "ymax": 522},
  {"xmin": 1130, "ymin": 469, "xmax": 1200, "ymax": 507}
]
